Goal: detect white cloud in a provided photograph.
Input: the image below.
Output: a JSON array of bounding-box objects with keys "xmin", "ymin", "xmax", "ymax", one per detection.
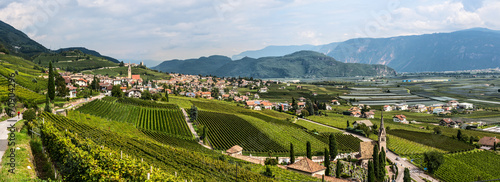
[{"xmin": 0, "ymin": 0, "xmax": 499, "ymax": 62}]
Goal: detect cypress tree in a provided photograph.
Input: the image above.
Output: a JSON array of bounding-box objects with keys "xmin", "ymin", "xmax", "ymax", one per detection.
[
  {"xmin": 324, "ymin": 148, "xmax": 330, "ymax": 176},
  {"xmin": 403, "ymin": 168, "xmax": 411, "ymax": 182},
  {"xmin": 347, "ymin": 120, "xmax": 350, "ymax": 127},
  {"xmin": 44, "ymin": 95, "xmax": 51, "ymax": 113},
  {"xmin": 48, "ymin": 62, "xmax": 55, "ymax": 100},
  {"xmin": 494, "ymin": 142, "xmax": 497, "ymax": 151},
  {"xmin": 372, "ymin": 144, "xmax": 379, "ymax": 180},
  {"xmin": 457, "ymin": 129, "xmax": 462, "ymax": 140},
  {"xmin": 378, "ymin": 147, "xmax": 386, "ymax": 181},
  {"xmin": 290, "ymin": 143, "xmax": 295, "ymax": 164},
  {"xmin": 306, "ymin": 141, "xmax": 312, "ymax": 159},
  {"xmin": 329, "ymin": 134, "xmax": 338, "ymax": 160},
  {"xmin": 335, "ymin": 159, "xmax": 342, "ymax": 178},
  {"xmin": 368, "ymin": 160, "xmax": 375, "ymax": 182}
]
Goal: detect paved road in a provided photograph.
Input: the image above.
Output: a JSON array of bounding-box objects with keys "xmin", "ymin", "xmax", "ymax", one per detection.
[
  {"xmin": 298, "ymin": 118, "xmax": 439, "ymax": 182},
  {"xmin": 0, "ymin": 114, "xmax": 23, "ymax": 164}
]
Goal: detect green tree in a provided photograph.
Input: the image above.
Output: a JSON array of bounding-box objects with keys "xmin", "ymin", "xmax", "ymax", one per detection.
[
  {"xmin": 368, "ymin": 160, "xmax": 375, "ymax": 182},
  {"xmin": 324, "ymin": 148, "xmax": 330, "ymax": 176},
  {"xmin": 44, "ymin": 95, "xmax": 51, "ymax": 113},
  {"xmin": 403, "ymin": 168, "xmax": 411, "ymax": 182},
  {"xmin": 290, "ymin": 143, "xmax": 295, "ymax": 164},
  {"xmin": 119, "ymin": 61, "xmax": 125, "ymax": 67},
  {"xmin": 141, "ymin": 90, "xmax": 152, "ymax": 100},
  {"xmin": 111, "ymin": 85, "xmax": 123, "ymax": 98},
  {"xmin": 457, "ymin": 129, "xmax": 462, "ymax": 141},
  {"xmin": 301, "ymin": 109, "xmax": 309, "ymax": 117},
  {"xmin": 378, "ymin": 147, "xmax": 386, "ymax": 181},
  {"xmin": 433, "ymin": 127, "xmax": 442, "ymax": 135},
  {"xmin": 372, "ymin": 144, "xmax": 379, "ymax": 180},
  {"xmin": 23, "ymin": 109, "xmax": 36, "ymax": 122},
  {"xmin": 306, "ymin": 141, "xmax": 311, "ymax": 159},
  {"xmin": 335, "ymin": 159, "xmax": 342, "ymax": 178},
  {"xmin": 55, "ymin": 74, "xmax": 69, "ymax": 97},
  {"xmin": 262, "ymin": 166, "xmax": 274, "ymax": 178},
  {"xmin": 347, "ymin": 120, "xmax": 350, "ymax": 128},
  {"xmin": 329, "ymin": 134, "xmax": 338, "ymax": 160},
  {"xmin": 494, "ymin": 142, "xmax": 496, "ymax": 151},
  {"xmin": 48, "ymin": 62, "xmax": 55, "ymax": 100},
  {"xmin": 423, "ymin": 151, "xmax": 444, "ymax": 174},
  {"xmin": 190, "ymin": 105, "xmax": 198, "ymax": 121}
]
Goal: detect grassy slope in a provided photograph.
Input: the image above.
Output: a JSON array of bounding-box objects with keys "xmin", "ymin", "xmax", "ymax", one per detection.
[{"xmin": 33, "ymin": 50, "xmax": 117, "ymax": 71}]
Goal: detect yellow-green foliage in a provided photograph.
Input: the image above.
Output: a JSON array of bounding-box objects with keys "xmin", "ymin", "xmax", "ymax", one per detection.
[{"xmin": 387, "ymin": 134, "xmax": 445, "ymax": 155}]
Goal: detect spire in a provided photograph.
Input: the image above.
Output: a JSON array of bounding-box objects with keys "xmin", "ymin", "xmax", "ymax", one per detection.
[{"xmin": 379, "ymin": 111, "xmax": 385, "ymax": 134}]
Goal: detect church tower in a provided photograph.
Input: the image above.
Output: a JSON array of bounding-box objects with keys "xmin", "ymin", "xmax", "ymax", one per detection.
[
  {"xmin": 378, "ymin": 111, "xmax": 387, "ymax": 152},
  {"xmin": 127, "ymin": 62, "xmax": 132, "ymax": 79}
]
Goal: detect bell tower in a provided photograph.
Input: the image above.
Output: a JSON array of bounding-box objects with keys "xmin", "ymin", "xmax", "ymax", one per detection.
[
  {"xmin": 127, "ymin": 62, "xmax": 132, "ymax": 79},
  {"xmin": 378, "ymin": 111, "xmax": 387, "ymax": 151}
]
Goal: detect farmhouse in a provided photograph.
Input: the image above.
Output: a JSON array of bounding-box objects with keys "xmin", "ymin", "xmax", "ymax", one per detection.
[
  {"xmin": 297, "ymin": 102, "xmax": 306, "ymax": 109},
  {"xmin": 394, "ymin": 103, "xmax": 408, "ymax": 110},
  {"xmin": 286, "ymin": 158, "xmax": 326, "ymax": 176},
  {"xmin": 478, "ymin": 137, "xmax": 499, "ymax": 150},
  {"xmin": 126, "ymin": 88, "xmax": 142, "ymax": 98},
  {"xmin": 226, "ymin": 145, "xmax": 243, "ymax": 156},
  {"xmin": 383, "ymin": 105, "xmax": 392, "ymax": 111},
  {"xmin": 393, "ymin": 115, "xmax": 406, "ymax": 122},
  {"xmin": 76, "ymin": 78, "xmax": 88, "ymax": 87},
  {"xmin": 440, "ymin": 118, "xmax": 458, "ymax": 127},
  {"xmin": 362, "ymin": 111, "xmax": 375, "ymax": 119},
  {"xmin": 66, "ymin": 86, "xmax": 77, "ymax": 98},
  {"xmin": 259, "ymin": 87, "xmax": 268, "ymax": 93},
  {"xmin": 458, "ymin": 103, "xmax": 474, "ymax": 109},
  {"xmin": 350, "ymin": 111, "xmax": 361, "ymax": 117},
  {"xmin": 331, "ymin": 100, "xmax": 340, "ymax": 105}
]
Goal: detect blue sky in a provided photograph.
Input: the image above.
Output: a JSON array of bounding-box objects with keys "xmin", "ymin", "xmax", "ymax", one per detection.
[{"xmin": 1, "ymin": 0, "xmax": 499, "ymax": 66}]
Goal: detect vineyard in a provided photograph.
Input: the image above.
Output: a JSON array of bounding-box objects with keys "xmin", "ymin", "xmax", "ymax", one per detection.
[
  {"xmin": 0, "ymin": 76, "xmax": 45, "ymax": 103},
  {"xmin": 39, "ymin": 113, "xmax": 182, "ymax": 181},
  {"xmin": 319, "ymin": 133, "xmax": 362, "ymax": 152},
  {"xmin": 434, "ymin": 150, "xmax": 500, "ymax": 182},
  {"xmin": 198, "ymin": 111, "xmax": 287, "ymax": 152},
  {"xmin": 117, "ymin": 97, "xmax": 179, "ymax": 109},
  {"xmin": 40, "ymin": 112, "xmax": 275, "ymax": 181},
  {"xmin": 136, "ymin": 108, "xmax": 191, "ymax": 138},
  {"xmin": 386, "ymin": 134, "xmax": 445, "ymax": 155},
  {"xmin": 387, "ymin": 129, "xmax": 475, "ymax": 152},
  {"xmin": 76, "ymin": 99, "xmax": 191, "ymax": 138},
  {"xmin": 0, "ymin": 64, "xmax": 47, "ymax": 93}
]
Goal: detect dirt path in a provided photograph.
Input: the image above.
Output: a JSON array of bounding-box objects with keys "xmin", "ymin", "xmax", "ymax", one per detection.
[{"xmin": 180, "ymin": 108, "xmax": 211, "ymax": 150}]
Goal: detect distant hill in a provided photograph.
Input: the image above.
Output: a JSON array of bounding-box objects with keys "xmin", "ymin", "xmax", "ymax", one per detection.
[
  {"xmin": 152, "ymin": 55, "xmax": 232, "ymax": 75},
  {"xmin": 0, "ymin": 20, "xmax": 49, "ymax": 59},
  {"xmin": 232, "ymin": 45, "xmax": 322, "ymax": 60},
  {"xmin": 232, "ymin": 28, "xmax": 500, "ymax": 72},
  {"xmin": 55, "ymin": 47, "xmax": 120, "ymax": 63},
  {"xmin": 152, "ymin": 51, "xmax": 396, "ymax": 78},
  {"xmin": 33, "ymin": 50, "xmax": 117, "ymax": 72}
]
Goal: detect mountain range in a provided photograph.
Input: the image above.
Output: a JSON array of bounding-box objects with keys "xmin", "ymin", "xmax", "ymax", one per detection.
[
  {"xmin": 152, "ymin": 51, "xmax": 396, "ymax": 78},
  {"xmin": 233, "ymin": 28, "xmax": 500, "ymax": 72},
  {"xmin": 0, "ymin": 20, "xmax": 119, "ymax": 63}
]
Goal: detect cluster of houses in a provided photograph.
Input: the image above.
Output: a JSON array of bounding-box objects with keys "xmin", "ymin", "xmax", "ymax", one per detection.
[
  {"xmin": 58, "ymin": 64, "xmax": 277, "ymax": 100},
  {"xmin": 382, "ymin": 100, "xmax": 474, "ymax": 114}
]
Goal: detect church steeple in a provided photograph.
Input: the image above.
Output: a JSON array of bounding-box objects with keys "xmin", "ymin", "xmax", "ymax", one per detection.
[
  {"xmin": 378, "ymin": 111, "xmax": 387, "ymax": 151},
  {"xmin": 127, "ymin": 61, "xmax": 132, "ymax": 79}
]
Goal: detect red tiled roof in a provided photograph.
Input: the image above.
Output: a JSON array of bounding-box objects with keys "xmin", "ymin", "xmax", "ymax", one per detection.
[
  {"xmin": 478, "ymin": 137, "xmax": 499, "ymax": 147},
  {"xmin": 287, "ymin": 158, "xmax": 326, "ymax": 173},
  {"xmin": 131, "ymin": 75, "xmax": 141, "ymax": 80}
]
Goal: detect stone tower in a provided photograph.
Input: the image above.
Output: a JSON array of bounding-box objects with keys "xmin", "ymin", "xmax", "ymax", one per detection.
[
  {"xmin": 378, "ymin": 111, "xmax": 387, "ymax": 152},
  {"xmin": 127, "ymin": 62, "xmax": 132, "ymax": 79}
]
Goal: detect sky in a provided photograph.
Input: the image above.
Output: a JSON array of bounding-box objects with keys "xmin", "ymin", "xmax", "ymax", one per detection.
[{"xmin": 1, "ymin": 0, "xmax": 500, "ymax": 66}]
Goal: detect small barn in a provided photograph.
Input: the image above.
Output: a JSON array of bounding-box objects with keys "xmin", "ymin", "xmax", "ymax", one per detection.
[
  {"xmin": 226, "ymin": 145, "xmax": 243, "ymax": 156},
  {"xmin": 286, "ymin": 158, "xmax": 326, "ymax": 176}
]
